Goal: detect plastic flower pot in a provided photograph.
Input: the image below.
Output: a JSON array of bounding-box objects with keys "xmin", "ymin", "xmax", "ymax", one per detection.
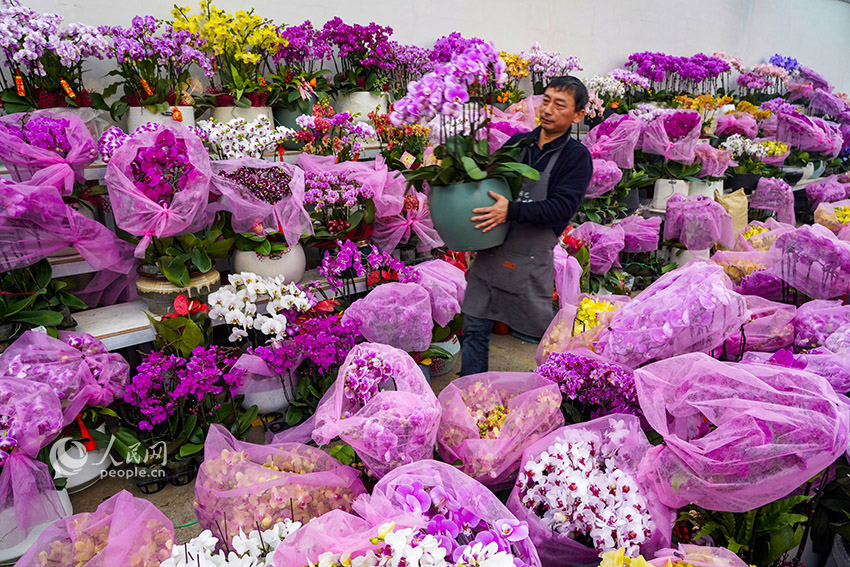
[
  {"xmin": 688, "ymin": 179, "xmax": 724, "ymax": 198},
  {"xmin": 651, "ymin": 178, "xmax": 689, "ymax": 210},
  {"xmin": 135, "ymin": 268, "xmax": 221, "ymax": 316},
  {"xmin": 210, "ymin": 106, "xmax": 272, "ymax": 123},
  {"xmin": 428, "ymin": 178, "xmax": 512, "ymax": 252},
  {"xmin": 232, "ymin": 244, "xmax": 306, "ymax": 283},
  {"xmin": 429, "ymin": 335, "xmax": 461, "ymax": 377},
  {"xmin": 0, "ymin": 488, "xmax": 72, "ymax": 565},
  {"xmin": 52, "ymin": 424, "xmax": 112, "ymax": 494},
  {"xmin": 724, "ymin": 173, "xmax": 762, "ymax": 194},
  {"xmin": 274, "ymin": 96, "xmax": 314, "ymax": 150},
  {"xmin": 125, "ymin": 105, "xmax": 195, "ymax": 132}
]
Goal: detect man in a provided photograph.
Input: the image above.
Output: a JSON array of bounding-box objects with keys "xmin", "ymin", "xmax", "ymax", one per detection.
[{"xmin": 460, "ymin": 75, "xmax": 592, "ymax": 376}]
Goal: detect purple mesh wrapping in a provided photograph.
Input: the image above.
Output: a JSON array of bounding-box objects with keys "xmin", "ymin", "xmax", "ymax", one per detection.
[{"xmin": 664, "ymin": 194, "xmax": 735, "ymax": 250}]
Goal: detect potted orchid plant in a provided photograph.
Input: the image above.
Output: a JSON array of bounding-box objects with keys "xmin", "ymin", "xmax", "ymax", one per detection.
[
  {"xmin": 100, "ymin": 15, "xmax": 213, "ymax": 128},
  {"xmin": 0, "ymin": 2, "xmax": 109, "ymax": 112},
  {"xmin": 392, "ymin": 42, "xmax": 540, "ymax": 251},
  {"xmin": 170, "ymin": 1, "xmax": 286, "ymax": 122}
]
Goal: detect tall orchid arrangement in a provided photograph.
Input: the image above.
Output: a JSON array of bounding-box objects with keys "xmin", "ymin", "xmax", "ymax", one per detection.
[
  {"xmin": 625, "ymin": 51, "xmax": 731, "ymax": 100},
  {"xmin": 100, "ymin": 15, "xmax": 213, "ymax": 120},
  {"xmin": 392, "ymin": 42, "xmax": 539, "ymax": 194},
  {"xmin": 388, "ymin": 42, "xmax": 434, "ymax": 99},
  {"xmin": 520, "ymin": 42, "xmax": 583, "ymax": 95},
  {"xmin": 194, "ymin": 115, "xmax": 292, "ymax": 159},
  {"xmin": 268, "ymin": 20, "xmax": 333, "ymax": 114},
  {"xmin": 0, "ymin": 1, "xmax": 110, "ymax": 112},
  {"xmin": 319, "ymin": 17, "xmax": 395, "ymax": 95},
  {"xmin": 294, "ymin": 99, "xmax": 376, "ymax": 160},
  {"xmin": 170, "ymin": 1, "xmax": 287, "ymax": 106}
]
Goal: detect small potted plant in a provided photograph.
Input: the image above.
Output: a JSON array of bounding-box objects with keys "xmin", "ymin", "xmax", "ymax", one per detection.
[
  {"xmin": 519, "ymin": 42, "xmax": 583, "ymax": 95},
  {"xmin": 170, "ymin": 1, "xmax": 286, "ymax": 123},
  {"xmin": 101, "ymin": 15, "xmax": 213, "ymax": 129},
  {"xmin": 392, "ymin": 42, "xmax": 540, "ymax": 251},
  {"xmin": 293, "ymin": 98, "xmax": 376, "ymax": 161},
  {"xmin": 304, "ymin": 170, "xmax": 375, "ymax": 247}
]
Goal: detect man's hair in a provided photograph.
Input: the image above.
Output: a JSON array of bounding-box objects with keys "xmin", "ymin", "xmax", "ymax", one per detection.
[{"xmin": 545, "ymin": 76, "xmax": 588, "ymax": 112}]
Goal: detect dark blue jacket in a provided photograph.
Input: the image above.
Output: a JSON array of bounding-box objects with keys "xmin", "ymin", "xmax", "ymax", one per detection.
[{"xmin": 504, "ymin": 126, "xmax": 593, "ymax": 235}]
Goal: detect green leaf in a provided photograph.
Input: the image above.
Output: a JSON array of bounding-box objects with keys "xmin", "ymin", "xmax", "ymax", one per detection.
[
  {"xmin": 178, "ymin": 443, "xmax": 204, "ymax": 458},
  {"xmin": 180, "ymin": 319, "xmax": 205, "ymax": 355},
  {"xmin": 460, "ymin": 157, "xmax": 487, "ymax": 180},
  {"xmin": 180, "ymin": 414, "xmax": 198, "ymax": 439},
  {"xmin": 766, "ymin": 526, "xmax": 796, "ymax": 565},
  {"xmin": 58, "ymin": 291, "xmax": 88, "ymax": 311},
  {"xmin": 235, "ymin": 96, "xmax": 252, "ymax": 109},
  {"xmin": 206, "ymin": 238, "xmax": 234, "ymax": 258},
  {"xmin": 161, "ymin": 257, "xmax": 190, "ymax": 288},
  {"xmin": 191, "ymin": 248, "xmax": 212, "ymax": 273},
  {"xmin": 255, "ymin": 239, "xmax": 272, "ymax": 256},
  {"xmin": 235, "ymin": 405, "xmax": 258, "ymax": 437},
  {"xmin": 8, "ymin": 310, "xmax": 63, "ymax": 326}
]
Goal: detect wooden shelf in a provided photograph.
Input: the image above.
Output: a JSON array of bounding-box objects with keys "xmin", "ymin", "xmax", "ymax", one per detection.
[{"xmin": 72, "ymin": 300, "xmax": 154, "ymax": 351}]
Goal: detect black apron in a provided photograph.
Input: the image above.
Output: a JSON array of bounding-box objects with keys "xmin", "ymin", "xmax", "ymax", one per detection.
[{"xmin": 462, "ymin": 143, "xmax": 563, "ymax": 337}]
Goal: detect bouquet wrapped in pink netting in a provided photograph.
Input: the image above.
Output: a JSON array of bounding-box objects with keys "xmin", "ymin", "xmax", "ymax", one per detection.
[
  {"xmin": 734, "ymin": 218, "xmax": 795, "ymax": 252},
  {"xmin": 194, "ymin": 425, "xmax": 366, "ymax": 545},
  {"xmin": 582, "ymin": 113, "xmax": 643, "ymax": 169},
  {"xmin": 771, "ymin": 224, "xmax": 850, "ymax": 299},
  {"xmin": 571, "ymin": 222, "xmax": 625, "ymax": 274},
  {"xmin": 354, "ymin": 460, "xmax": 541, "ymax": 567},
  {"xmin": 0, "ymin": 180, "xmax": 135, "ymax": 273},
  {"xmin": 554, "ymin": 246, "xmax": 582, "ymax": 308},
  {"xmin": 715, "ymin": 113, "xmax": 758, "ymax": 139},
  {"xmin": 372, "ymin": 190, "xmax": 443, "ymax": 252},
  {"xmin": 711, "ymin": 249, "xmax": 776, "ymax": 288},
  {"xmin": 0, "ymin": 111, "xmax": 97, "ymax": 196},
  {"xmin": 693, "ymin": 143, "xmax": 734, "ymax": 178},
  {"xmin": 343, "ymin": 282, "xmax": 433, "ymax": 352},
  {"xmin": 777, "ymin": 112, "xmax": 843, "ymax": 157},
  {"xmin": 409, "ymin": 259, "xmax": 465, "ymax": 327},
  {"xmin": 297, "ymin": 153, "xmax": 405, "ymax": 217},
  {"xmin": 793, "ymin": 299, "xmax": 850, "ymax": 350},
  {"xmin": 104, "ymin": 125, "xmax": 213, "ymax": 257},
  {"xmin": 0, "ymin": 330, "xmax": 129, "ymax": 426},
  {"xmin": 586, "ymin": 158, "xmax": 622, "ymax": 198},
  {"xmin": 712, "ymin": 295, "xmax": 796, "ymax": 359},
  {"xmin": 507, "ymin": 415, "xmax": 674, "ymax": 563},
  {"xmin": 635, "ymin": 352, "xmax": 850, "ymax": 512},
  {"xmin": 436, "ymin": 372, "xmax": 563, "ymax": 487},
  {"xmin": 209, "ymin": 157, "xmax": 311, "ymax": 248},
  {"xmin": 808, "ymin": 176, "xmax": 847, "ymax": 209},
  {"xmin": 0, "ymin": 378, "xmax": 65, "ymax": 550},
  {"xmin": 17, "ymin": 490, "xmax": 174, "ymax": 567},
  {"xmin": 742, "ymin": 349, "xmax": 850, "ymax": 394},
  {"xmin": 312, "ymin": 343, "xmax": 441, "ymax": 477},
  {"xmin": 650, "ymin": 544, "xmax": 751, "ymax": 567},
  {"xmin": 815, "ymin": 197, "xmax": 850, "ymax": 234},
  {"xmin": 616, "ymin": 215, "xmax": 662, "ymax": 253},
  {"xmin": 595, "ymin": 263, "xmax": 750, "ymax": 368},
  {"xmin": 749, "ymin": 176, "xmax": 795, "ymax": 225},
  {"xmin": 641, "ymin": 110, "xmax": 702, "ymax": 164},
  {"xmin": 664, "ymin": 194, "xmax": 734, "ymax": 250}
]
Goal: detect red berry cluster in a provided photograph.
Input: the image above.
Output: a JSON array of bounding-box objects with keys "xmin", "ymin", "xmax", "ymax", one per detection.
[
  {"xmin": 36, "ymin": 90, "xmax": 68, "ymax": 109},
  {"xmin": 671, "ymin": 520, "xmax": 693, "ymax": 544},
  {"xmin": 327, "ymin": 219, "xmax": 351, "ymax": 234}
]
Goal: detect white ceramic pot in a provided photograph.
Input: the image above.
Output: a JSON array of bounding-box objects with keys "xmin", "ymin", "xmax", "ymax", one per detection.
[
  {"xmin": 232, "ymin": 244, "xmax": 306, "ymax": 283},
  {"xmin": 688, "ymin": 179, "xmax": 724, "ymax": 198},
  {"xmin": 51, "ymin": 425, "xmax": 112, "ymax": 494},
  {"xmin": 210, "ymin": 106, "xmax": 272, "ymax": 123},
  {"xmin": 800, "ymin": 162, "xmax": 815, "ymax": 182},
  {"xmin": 51, "ymin": 205, "xmax": 96, "ymax": 258},
  {"xmin": 242, "ymin": 383, "xmax": 293, "ymax": 415},
  {"xmin": 652, "ymin": 179, "xmax": 690, "ymax": 210},
  {"xmin": 672, "ymin": 248, "xmax": 711, "ymax": 267},
  {"xmin": 0, "ymin": 488, "xmax": 72, "ymax": 565},
  {"xmin": 825, "ymin": 534, "xmax": 849, "ymax": 567},
  {"xmin": 428, "ymin": 335, "xmax": 462, "ymax": 377},
  {"xmin": 125, "ymin": 105, "xmax": 195, "ymax": 132},
  {"xmin": 332, "ymin": 92, "xmax": 389, "ymax": 121}
]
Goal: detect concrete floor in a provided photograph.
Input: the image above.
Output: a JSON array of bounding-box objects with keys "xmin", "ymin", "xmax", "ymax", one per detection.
[{"xmin": 69, "ymin": 333, "xmax": 539, "ymax": 544}]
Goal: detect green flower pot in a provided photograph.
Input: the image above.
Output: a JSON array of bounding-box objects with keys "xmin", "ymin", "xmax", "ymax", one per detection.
[
  {"xmin": 273, "ymin": 96, "xmax": 315, "ymax": 150},
  {"xmin": 428, "ymin": 178, "xmax": 512, "ymax": 252}
]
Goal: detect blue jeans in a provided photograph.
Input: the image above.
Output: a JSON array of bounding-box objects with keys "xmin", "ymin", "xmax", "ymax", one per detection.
[{"xmin": 460, "ymin": 314, "xmax": 493, "ymax": 376}]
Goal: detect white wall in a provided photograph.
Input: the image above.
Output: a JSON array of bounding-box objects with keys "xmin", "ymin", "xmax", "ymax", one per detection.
[{"xmin": 30, "ymin": 0, "xmax": 850, "ymax": 93}]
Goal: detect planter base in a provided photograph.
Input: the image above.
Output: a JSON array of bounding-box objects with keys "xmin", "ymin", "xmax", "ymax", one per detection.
[
  {"xmin": 0, "ymin": 489, "xmax": 72, "ymax": 566},
  {"xmin": 136, "ymin": 269, "xmax": 221, "ymax": 316},
  {"xmin": 232, "ymin": 245, "xmax": 306, "ymax": 282},
  {"xmin": 428, "ymin": 179, "xmax": 512, "ymax": 251}
]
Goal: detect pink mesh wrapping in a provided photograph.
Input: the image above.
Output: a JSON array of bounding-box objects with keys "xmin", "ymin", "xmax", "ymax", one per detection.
[
  {"xmin": 312, "ymin": 343, "xmax": 441, "ymax": 478},
  {"xmin": 716, "ymin": 113, "xmax": 758, "ymax": 139},
  {"xmin": 664, "ymin": 194, "xmax": 735, "ymax": 250},
  {"xmin": 734, "ymin": 218, "xmax": 795, "ymax": 252},
  {"xmin": 694, "ymin": 144, "xmax": 734, "ymax": 178},
  {"xmin": 0, "ymin": 180, "xmax": 136, "ymax": 273},
  {"xmin": 792, "ymin": 299, "xmax": 850, "ymax": 350},
  {"xmin": 17, "ymin": 490, "xmax": 174, "ymax": 567},
  {"xmin": 372, "ymin": 190, "xmax": 444, "ymax": 252},
  {"xmin": 711, "ymin": 249, "xmax": 776, "ymax": 286},
  {"xmin": 787, "ymin": 79, "xmax": 814, "ymax": 102},
  {"xmin": 495, "ymin": 95, "xmax": 542, "ymax": 132},
  {"xmin": 759, "ymin": 114, "xmax": 778, "ymax": 138},
  {"xmin": 271, "ymin": 510, "xmax": 421, "ymax": 567},
  {"xmin": 712, "ymin": 295, "xmax": 795, "ymax": 359},
  {"xmin": 554, "ymin": 246, "xmax": 582, "ymax": 308},
  {"xmin": 840, "ymin": 225, "xmax": 850, "ymax": 242},
  {"xmin": 641, "ymin": 111, "xmax": 701, "ymax": 164},
  {"xmin": 343, "ymin": 283, "xmax": 433, "ymax": 352},
  {"xmin": 73, "ymin": 265, "xmax": 140, "ymax": 308},
  {"xmin": 436, "ymin": 372, "xmax": 563, "ymax": 487},
  {"xmin": 506, "ymin": 415, "xmax": 675, "ymax": 564},
  {"xmin": 0, "ymin": 110, "xmax": 97, "ymax": 196},
  {"xmin": 296, "ymin": 153, "xmax": 405, "ymax": 217},
  {"xmin": 809, "ymin": 88, "xmax": 849, "ymax": 119},
  {"xmin": 536, "ymin": 294, "xmax": 631, "ymax": 366},
  {"xmin": 749, "ymin": 176, "xmax": 795, "ymax": 225},
  {"xmin": 409, "ymin": 260, "xmax": 466, "ymax": 327},
  {"xmin": 809, "ymin": 176, "xmax": 848, "ymax": 209},
  {"xmin": 777, "ymin": 112, "xmax": 842, "ymax": 157},
  {"xmin": 735, "ymin": 269, "xmax": 785, "ymax": 302},
  {"xmin": 741, "ymin": 349, "xmax": 850, "ymax": 395},
  {"xmin": 771, "ymin": 224, "xmax": 850, "ymax": 300},
  {"xmin": 815, "ymin": 198, "xmax": 850, "ymax": 234},
  {"xmin": 582, "ymin": 114, "xmax": 643, "ymax": 169},
  {"xmin": 231, "ymin": 351, "xmax": 298, "ymax": 398},
  {"xmin": 210, "ymin": 157, "xmax": 311, "ymax": 249},
  {"xmin": 825, "ymin": 322, "xmax": 850, "ymax": 355},
  {"xmin": 354, "ymin": 460, "xmax": 541, "ymax": 567},
  {"xmin": 755, "ymin": 138, "xmax": 790, "ymax": 167},
  {"xmin": 586, "ymin": 159, "xmax": 622, "ymax": 198},
  {"xmin": 195, "ymin": 425, "xmax": 366, "ymax": 544},
  {"xmin": 0, "ymin": 330, "xmax": 129, "ymax": 426},
  {"xmin": 104, "ymin": 124, "xmax": 213, "ymax": 258},
  {"xmin": 616, "ymin": 215, "xmax": 662, "ymax": 253},
  {"xmin": 595, "ymin": 263, "xmax": 750, "ymax": 368},
  {"xmin": 571, "ymin": 222, "xmax": 625, "ymax": 274},
  {"xmin": 650, "ymin": 544, "xmax": 751, "ymax": 567},
  {"xmin": 0, "ymin": 379, "xmax": 65, "ymax": 548},
  {"xmin": 811, "ymin": 117, "xmax": 845, "ymax": 158},
  {"xmin": 635, "ymin": 352, "xmax": 850, "ymax": 512}
]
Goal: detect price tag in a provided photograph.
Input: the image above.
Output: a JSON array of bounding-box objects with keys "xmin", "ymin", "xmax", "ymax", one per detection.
[{"xmin": 400, "ymin": 152, "xmax": 416, "ymax": 168}]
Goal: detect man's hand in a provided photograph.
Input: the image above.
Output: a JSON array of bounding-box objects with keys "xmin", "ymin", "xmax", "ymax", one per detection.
[{"xmin": 471, "ymin": 191, "xmax": 509, "ymax": 233}]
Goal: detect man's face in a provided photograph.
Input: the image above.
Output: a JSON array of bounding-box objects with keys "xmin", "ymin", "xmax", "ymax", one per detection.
[{"xmin": 539, "ymin": 87, "xmax": 586, "ymax": 135}]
